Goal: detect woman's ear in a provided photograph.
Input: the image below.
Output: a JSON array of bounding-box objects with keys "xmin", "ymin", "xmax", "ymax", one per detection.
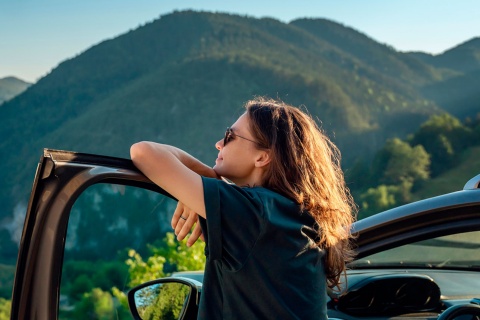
[{"xmin": 255, "ymin": 150, "xmax": 271, "ymax": 168}]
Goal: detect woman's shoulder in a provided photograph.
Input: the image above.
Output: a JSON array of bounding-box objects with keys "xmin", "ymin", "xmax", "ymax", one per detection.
[
  {"xmin": 202, "ymin": 177, "xmax": 298, "ymax": 210},
  {"xmin": 251, "ymin": 187, "xmax": 317, "ymax": 223},
  {"xmin": 248, "ymin": 186, "xmax": 294, "ymax": 203}
]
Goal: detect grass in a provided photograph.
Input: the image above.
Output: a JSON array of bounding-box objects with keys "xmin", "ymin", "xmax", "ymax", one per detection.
[{"xmin": 413, "ymin": 146, "xmax": 480, "ymax": 200}]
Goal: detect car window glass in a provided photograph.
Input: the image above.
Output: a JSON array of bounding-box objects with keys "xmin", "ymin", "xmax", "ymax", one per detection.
[
  {"xmin": 353, "ymin": 230, "xmax": 480, "ymax": 269},
  {"xmin": 59, "ymin": 183, "xmax": 177, "ymax": 318}
]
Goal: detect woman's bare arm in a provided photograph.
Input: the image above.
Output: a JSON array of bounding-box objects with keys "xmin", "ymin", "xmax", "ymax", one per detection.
[{"xmin": 130, "ymin": 141, "xmax": 216, "ymax": 218}]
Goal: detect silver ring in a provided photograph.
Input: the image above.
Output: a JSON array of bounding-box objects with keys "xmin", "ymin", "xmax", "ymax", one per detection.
[{"xmin": 180, "ymin": 216, "xmax": 187, "ymax": 220}]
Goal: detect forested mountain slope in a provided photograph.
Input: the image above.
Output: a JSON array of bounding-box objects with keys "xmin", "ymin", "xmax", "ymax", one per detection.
[{"xmin": 1, "ymin": 11, "xmax": 479, "ymax": 260}]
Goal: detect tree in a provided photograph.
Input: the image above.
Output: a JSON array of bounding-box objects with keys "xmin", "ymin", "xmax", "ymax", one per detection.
[
  {"xmin": 360, "ymin": 185, "xmax": 396, "ymax": 219},
  {"xmin": 372, "ymin": 138, "xmax": 430, "ymax": 186},
  {"xmin": 69, "ymin": 274, "xmax": 94, "ymax": 301},
  {"xmin": 126, "ymin": 249, "xmax": 166, "ymax": 288},
  {"xmin": 359, "ymin": 137, "xmax": 430, "ymax": 219},
  {"xmin": 151, "ymin": 232, "xmax": 206, "ymax": 273},
  {"xmin": 126, "ymin": 232, "xmax": 205, "ymax": 288},
  {"xmin": 72, "ymin": 288, "xmax": 115, "ymax": 320},
  {"xmin": 410, "ymin": 113, "xmax": 472, "ymax": 176},
  {"xmin": 358, "ymin": 179, "xmax": 413, "ymax": 219}
]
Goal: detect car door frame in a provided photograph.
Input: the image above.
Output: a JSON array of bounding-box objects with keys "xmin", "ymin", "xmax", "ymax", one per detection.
[{"xmin": 11, "ymin": 149, "xmax": 169, "ymax": 319}]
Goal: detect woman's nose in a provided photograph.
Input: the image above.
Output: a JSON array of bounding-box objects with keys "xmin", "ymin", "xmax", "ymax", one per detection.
[{"xmin": 215, "ymin": 139, "xmax": 223, "ymax": 150}]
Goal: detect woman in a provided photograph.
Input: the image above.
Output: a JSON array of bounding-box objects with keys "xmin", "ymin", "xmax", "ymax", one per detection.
[{"xmin": 130, "ymin": 97, "xmax": 357, "ymax": 319}]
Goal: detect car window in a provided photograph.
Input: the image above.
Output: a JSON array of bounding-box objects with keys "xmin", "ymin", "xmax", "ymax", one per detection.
[
  {"xmin": 59, "ymin": 183, "xmax": 177, "ymax": 318},
  {"xmin": 352, "ymin": 230, "xmax": 480, "ymax": 270}
]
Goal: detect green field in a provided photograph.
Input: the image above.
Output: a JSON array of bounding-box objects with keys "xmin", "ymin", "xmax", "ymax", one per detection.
[{"xmin": 413, "ymin": 146, "xmax": 480, "ymax": 200}]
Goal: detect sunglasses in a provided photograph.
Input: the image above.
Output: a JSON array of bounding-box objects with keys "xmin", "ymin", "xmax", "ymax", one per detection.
[{"xmin": 224, "ymin": 127, "xmax": 259, "ymax": 146}]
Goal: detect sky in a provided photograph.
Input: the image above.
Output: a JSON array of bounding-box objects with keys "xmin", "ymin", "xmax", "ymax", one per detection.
[{"xmin": 1, "ymin": 0, "xmax": 479, "ymax": 83}]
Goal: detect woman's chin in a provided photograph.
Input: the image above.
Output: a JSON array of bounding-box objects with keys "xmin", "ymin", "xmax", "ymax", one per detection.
[
  {"xmin": 213, "ymin": 167, "xmax": 228, "ymax": 180},
  {"xmin": 212, "ymin": 163, "xmax": 222, "ymax": 173}
]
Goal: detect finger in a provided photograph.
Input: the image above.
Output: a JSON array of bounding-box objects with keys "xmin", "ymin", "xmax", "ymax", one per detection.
[
  {"xmin": 175, "ymin": 213, "xmax": 188, "ymax": 238},
  {"xmin": 177, "ymin": 212, "xmax": 196, "ymax": 241},
  {"xmin": 187, "ymin": 223, "xmax": 203, "ymax": 247},
  {"xmin": 171, "ymin": 201, "xmax": 185, "ymax": 229}
]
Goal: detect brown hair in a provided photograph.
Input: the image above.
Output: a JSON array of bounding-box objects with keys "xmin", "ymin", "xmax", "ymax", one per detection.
[{"xmin": 245, "ymin": 97, "xmax": 357, "ymax": 289}]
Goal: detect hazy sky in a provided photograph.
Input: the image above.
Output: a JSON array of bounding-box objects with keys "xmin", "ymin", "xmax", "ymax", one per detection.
[{"xmin": 1, "ymin": 0, "xmax": 479, "ymax": 83}]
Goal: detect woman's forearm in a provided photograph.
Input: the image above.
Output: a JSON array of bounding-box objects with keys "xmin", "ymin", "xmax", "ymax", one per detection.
[
  {"xmin": 130, "ymin": 141, "xmax": 208, "ymax": 217},
  {"xmin": 131, "ymin": 141, "xmax": 218, "ymax": 179},
  {"xmin": 162, "ymin": 144, "xmax": 218, "ymax": 178}
]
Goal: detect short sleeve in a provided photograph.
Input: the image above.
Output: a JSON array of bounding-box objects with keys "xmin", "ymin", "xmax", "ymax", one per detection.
[{"xmin": 200, "ymin": 177, "xmax": 265, "ymax": 270}]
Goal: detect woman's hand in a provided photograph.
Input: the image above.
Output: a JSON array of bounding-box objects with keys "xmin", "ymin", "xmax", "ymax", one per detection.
[{"xmin": 171, "ymin": 201, "xmax": 204, "ymax": 247}]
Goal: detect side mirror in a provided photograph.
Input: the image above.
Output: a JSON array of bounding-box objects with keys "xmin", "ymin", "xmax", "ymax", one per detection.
[{"xmin": 128, "ymin": 277, "xmax": 202, "ymax": 320}]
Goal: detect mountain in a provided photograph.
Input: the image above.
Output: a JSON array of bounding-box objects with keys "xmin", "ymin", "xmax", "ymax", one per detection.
[
  {"xmin": 430, "ymin": 37, "xmax": 480, "ymax": 73},
  {"xmin": 290, "ymin": 18, "xmax": 443, "ymax": 85},
  {"xmin": 0, "ymin": 77, "xmax": 31, "ymax": 104},
  {"xmin": 0, "ymin": 11, "xmax": 478, "ymax": 259},
  {"xmin": 407, "ymin": 37, "xmax": 480, "ymax": 74},
  {"xmin": 407, "ymin": 37, "xmax": 480, "ymax": 119},
  {"xmin": 421, "ymin": 69, "xmax": 480, "ymax": 119}
]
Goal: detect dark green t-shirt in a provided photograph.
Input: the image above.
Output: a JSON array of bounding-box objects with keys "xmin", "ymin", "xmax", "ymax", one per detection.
[{"xmin": 198, "ymin": 177, "xmax": 328, "ymax": 319}]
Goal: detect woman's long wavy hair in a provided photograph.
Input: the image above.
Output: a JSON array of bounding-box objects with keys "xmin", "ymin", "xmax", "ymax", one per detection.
[{"xmin": 245, "ymin": 97, "xmax": 357, "ymax": 290}]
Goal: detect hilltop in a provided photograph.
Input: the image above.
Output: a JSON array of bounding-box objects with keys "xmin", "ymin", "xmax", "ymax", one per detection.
[{"xmin": 0, "ymin": 76, "xmax": 31, "ymax": 104}]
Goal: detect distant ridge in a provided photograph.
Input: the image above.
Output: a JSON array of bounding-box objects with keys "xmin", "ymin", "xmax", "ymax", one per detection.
[
  {"xmin": 409, "ymin": 37, "xmax": 480, "ymax": 119},
  {"xmin": 433, "ymin": 37, "xmax": 480, "ymax": 73},
  {"xmin": 0, "ymin": 76, "xmax": 31, "ymax": 104}
]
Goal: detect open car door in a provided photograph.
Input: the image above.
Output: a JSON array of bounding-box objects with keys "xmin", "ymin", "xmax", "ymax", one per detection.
[{"xmin": 11, "ymin": 149, "xmax": 168, "ymax": 319}]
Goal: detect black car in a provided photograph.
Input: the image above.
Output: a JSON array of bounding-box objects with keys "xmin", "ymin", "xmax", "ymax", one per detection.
[{"xmin": 11, "ymin": 149, "xmax": 480, "ymax": 319}]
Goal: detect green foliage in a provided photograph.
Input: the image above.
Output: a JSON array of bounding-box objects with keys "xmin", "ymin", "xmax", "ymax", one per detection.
[
  {"xmin": 360, "ymin": 185, "xmax": 398, "ymax": 218},
  {"xmin": 58, "ymin": 260, "xmax": 133, "ymax": 318},
  {"xmin": 126, "ymin": 249, "xmax": 166, "ymax": 288},
  {"xmin": 70, "ymin": 288, "xmax": 115, "ymax": 320},
  {"xmin": 135, "ymin": 282, "xmax": 190, "ymax": 320},
  {"xmin": 111, "ymin": 287, "xmax": 130, "ymax": 315},
  {"xmin": 0, "ymin": 298, "xmax": 10, "ymax": 320},
  {"xmin": 126, "ymin": 232, "xmax": 205, "ymax": 288},
  {"xmin": 79, "ymin": 288, "xmax": 114, "ymax": 319},
  {"xmin": 359, "ymin": 180, "xmax": 413, "ymax": 219},
  {"xmin": 60, "ymin": 287, "xmax": 131, "ymax": 320},
  {"xmin": 61, "ymin": 260, "xmax": 128, "ymax": 300},
  {"xmin": 69, "ymin": 274, "xmax": 95, "ymax": 300},
  {"xmin": 413, "ymin": 146, "xmax": 480, "ymax": 199},
  {"xmin": 410, "ymin": 113, "xmax": 472, "ymax": 176},
  {"xmin": 357, "ymin": 112, "xmax": 480, "ymax": 218},
  {"xmin": 371, "ymin": 138, "xmax": 430, "ymax": 185},
  {"xmin": 151, "ymin": 232, "xmax": 206, "ymax": 273},
  {"xmin": 125, "ymin": 232, "xmax": 205, "ymax": 319}
]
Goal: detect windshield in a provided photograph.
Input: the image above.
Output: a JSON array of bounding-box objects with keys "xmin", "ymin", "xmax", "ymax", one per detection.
[{"xmin": 351, "ymin": 230, "xmax": 480, "ymax": 270}]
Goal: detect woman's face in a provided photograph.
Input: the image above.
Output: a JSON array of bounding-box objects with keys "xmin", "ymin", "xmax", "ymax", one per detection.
[{"xmin": 213, "ymin": 113, "xmax": 264, "ymax": 185}]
